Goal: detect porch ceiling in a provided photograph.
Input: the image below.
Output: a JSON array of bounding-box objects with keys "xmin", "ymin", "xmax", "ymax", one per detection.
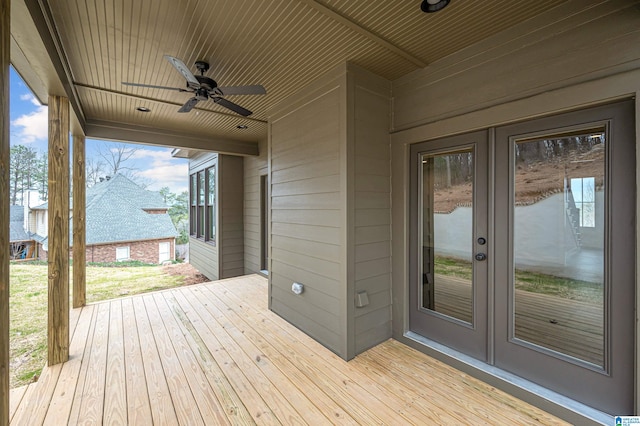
[{"xmin": 11, "ymin": 0, "xmax": 566, "ymax": 152}]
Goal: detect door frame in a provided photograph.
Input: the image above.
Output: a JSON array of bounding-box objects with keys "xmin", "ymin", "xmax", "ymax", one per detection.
[{"xmin": 408, "ymin": 130, "xmax": 489, "ymax": 361}]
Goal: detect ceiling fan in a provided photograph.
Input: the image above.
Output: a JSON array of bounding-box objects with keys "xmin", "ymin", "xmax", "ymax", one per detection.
[{"xmin": 122, "ymin": 55, "xmax": 266, "ymax": 116}]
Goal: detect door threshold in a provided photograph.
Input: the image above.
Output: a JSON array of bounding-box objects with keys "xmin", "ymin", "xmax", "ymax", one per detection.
[{"xmin": 400, "ymin": 331, "xmax": 611, "ymax": 426}]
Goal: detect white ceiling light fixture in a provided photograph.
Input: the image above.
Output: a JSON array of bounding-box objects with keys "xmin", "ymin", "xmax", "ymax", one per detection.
[{"xmin": 421, "ymin": 0, "xmax": 450, "ymax": 13}]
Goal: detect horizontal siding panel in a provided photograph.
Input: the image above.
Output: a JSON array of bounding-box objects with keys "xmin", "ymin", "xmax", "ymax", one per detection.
[
  {"xmin": 271, "ymin": 298, "xmax": 341, "ymax": 356},
  {"xmin": 271, "ymin": 247, "xmax": 340, "ymax": 281},
  {"xmin": 355, "ymin": 258, "xmax": 390, "ymax": 282},
  {"xmin": 272, "ymin": 222, "xmax": 340, "ymax": 245},
  {"xmin": 271, "ymin": 116, "xmax": 339, "ymax": 157},
  {"xmin": 271, "ymin": 174, "xmax": 340, "ymax": 197},
  {"xmin": 271, "ymin": 235, "xmax": 340, "ymax": 263},
  {"xmin": 355, "ymin": 274, "xmax": 391, "ymax": 294},
  {"xmin": 271, "ymin": 192, "xmax": 341, "ymax": 210},
  {"xmin": 354, "ymin": 192, "xmax": 390, "ymax": 209},
  {"xmin": 271, "ymin": 260, "xmax": 341, "ymax": 297},
  {"xmin": 354, "ymin": 175, "xmax": 390, "ymax": 193},
  {"xmin": 354, "ymin": 209, "xmax": 389, "ymax": 227},
  {"xmin": 271, "ymin": 285, "xmax": 340, "ymax": 332},
  {"xmin": 354, "ymin": 241, "xmax": 390, "ymax": 263},
  {"xmin": 355, "ymin": 320, "xmax": 392, "ymax": 354},
  {"xmin": 354, "ymin": 290, "xmax": 391, "ymax": 319},
  {"xmin": 354, "ymin": 225, "xmax": 389, "ymax": 245},
  {"xmin": 271, "ymin": 157, "xmax": 340, "ymax": 185},
  {"xmin": 271, "ymin": 150, "xmax": 339, "ymax": 173},
  {"xmin": 271, "ymin": 209, "xmax": 341, "ymax": 228},
  {"xmin": 189, "ymin": 237, "xmax": 218, "ymax": 280},
  {"xmin": 355, "ymin": 305, "xmax": 392, "ymax": 334},
  {"xmin": 355, "ymin": 158, "xmax": 390, "ymax": 177},
  {"xmin": 271, "ymin": 274, "xmax": 341, "ymax": 318}
]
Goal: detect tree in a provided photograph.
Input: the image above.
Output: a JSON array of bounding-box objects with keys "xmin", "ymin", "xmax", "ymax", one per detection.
[
  {"xmin": 159, "ymin": 188, "xmax": 189, "ymax": 245},
  {"xmin": 9, "ymin": 144, "xmax": 39, "ymax": 205},
  {"xmin": 98, "ymin": 142, "xmax": 138, "ymax": 177},
  {"xmin": 86, "ymin": 157, "xmax": 106, "ymax": 187}
]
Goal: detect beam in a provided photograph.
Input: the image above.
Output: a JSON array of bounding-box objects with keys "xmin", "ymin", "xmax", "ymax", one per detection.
[
  {"xmin": 48, "ymin": 95, "xmax": 70, "ymax": 365},
  {"xmin": 299, "ymin": 0, "xmax": 427, "ymax": 69},
  {"xmin": 72, "ymin": 134, "xmax": 86, "ymax": 308},
  {"xmin": 86, "ymin": 119, "xmax": 260, "ymax": 157},
  {"xmin": 0, "ymin": 0, "xmax": 10, "ymax": 421}
]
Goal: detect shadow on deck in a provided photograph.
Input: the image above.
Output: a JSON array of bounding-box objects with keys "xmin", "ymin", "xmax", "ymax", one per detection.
[{"xmin": 9, "ymin": 274, "xmax": 567, "ymax": 424}]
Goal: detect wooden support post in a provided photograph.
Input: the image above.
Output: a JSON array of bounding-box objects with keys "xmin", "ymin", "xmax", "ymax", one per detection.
[
  {"xmin": 48, "ymin": 95, "xmax": 70, "ymax": 366},
  {"xmin": 0, "ymin": 0, "xmax": 10, "ymax": 421},
  {"xmin": 72, "ymin": 134, "xmax": 86, "ymax": 308}
]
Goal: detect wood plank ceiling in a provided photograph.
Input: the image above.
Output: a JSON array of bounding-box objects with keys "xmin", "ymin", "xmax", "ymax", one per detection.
[{"xmin": 16, "ymin": 0, "xmax": 566, "ymax": 149}]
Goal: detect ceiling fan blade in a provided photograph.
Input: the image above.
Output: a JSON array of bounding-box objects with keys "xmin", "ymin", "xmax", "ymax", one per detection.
[
  {"xmin": 122, "ymin": 82, "xmax": 189, "ymax": 92},
  {"xmin": 178, "ymin": 97, "xmax": 199, "ymax": 113},
  {"xmin": 217, "ymin": 85, "xmax": 267, "ymax": 96},
  {"xmin": 164, "ymin": 55, "xmax": 200, "ymax": 88},
  {"xmin": 212, "ymin": 97, "xmax": 253, "ymax": 117}
]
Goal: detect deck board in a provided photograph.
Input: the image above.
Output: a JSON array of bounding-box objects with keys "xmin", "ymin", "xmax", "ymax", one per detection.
[{"xmin": 9, "ymin": 274, "xmax": 568, "ymax": 425}]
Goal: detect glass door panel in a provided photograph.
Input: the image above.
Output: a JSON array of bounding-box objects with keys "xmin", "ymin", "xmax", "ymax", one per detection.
[
  {"xmin": 421, "ymin": 150, "xmax": 474, "ymax": 324},
  {"xmin": 513, "ymin": 133, "xmax": 605, "ymax": 366}
]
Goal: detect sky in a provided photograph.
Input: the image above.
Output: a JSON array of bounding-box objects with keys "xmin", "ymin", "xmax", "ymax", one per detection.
[{"xmin": 9, "ymin": 67, "xmax": 189, "ymax": 194}]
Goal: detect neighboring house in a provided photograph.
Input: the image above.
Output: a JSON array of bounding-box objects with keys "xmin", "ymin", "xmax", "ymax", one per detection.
[
  {"xmin": 30, "ymin": 174, "xmax": 178, "ymax": 264},
  {"xmin": 9, "ymin": 205, "xmax": 37, "ymax": 260}
]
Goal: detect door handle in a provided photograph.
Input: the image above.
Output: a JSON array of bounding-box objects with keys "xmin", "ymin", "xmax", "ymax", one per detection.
[{"xmin": 475, "ymin": 253, "xmax": 487, "ymax": 261}]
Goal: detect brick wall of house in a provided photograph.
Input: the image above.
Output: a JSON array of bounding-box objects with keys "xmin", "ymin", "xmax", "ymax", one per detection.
[{"xmin": 68, "ymin": 238, "xmax": 175, "ymax": 264}]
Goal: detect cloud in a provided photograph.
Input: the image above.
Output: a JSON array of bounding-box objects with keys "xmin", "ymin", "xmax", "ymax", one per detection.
[
  {"xmin": 139, "ymin": 163, "xmax": 189, "ymax": 194},
  {"xmin": 11, "ymin": 102, "xmax": 48, "ymax": 144},
  {"xmin": 20, "ymin": 93, "xmax": 41, "ymax": 106},
  {"xmin": 128, "ymin": 148, "xmax": 188, "ymax": 193}
]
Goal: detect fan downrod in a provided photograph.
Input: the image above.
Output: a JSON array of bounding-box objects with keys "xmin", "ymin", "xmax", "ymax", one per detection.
[{"xmin": 195, "ymin": 60, "xmax": 210, "ymax": 75}]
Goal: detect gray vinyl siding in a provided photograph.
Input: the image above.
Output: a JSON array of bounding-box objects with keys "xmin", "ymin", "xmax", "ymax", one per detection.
[
  {"xmin": 351, "ymin": 73, "xmax": 392, "ymax": 354},
  {"xmin": 219, "ymin": 155, "xmax": 244, "ymax": 278},
  {"xmin": 189, "ymin": 237, "xmax": 218, "ymax": 281},
  {"xmin": 270, "ymin": 80, "xmax": 344, "ymax": 356},
  {"xmin": 243, "ymin": 139, "xmax": 267, "ymax": 274},
  {"xmin": 188, "ymin": 152, "xmax": 244, "ymax": 281},
  {"xmin": 269, "ymin": 63, "xmax": 391, "ymax": 359},
  {"xmin": 188, "ymin": 152, "xmax": 218, "ymax": 281}
]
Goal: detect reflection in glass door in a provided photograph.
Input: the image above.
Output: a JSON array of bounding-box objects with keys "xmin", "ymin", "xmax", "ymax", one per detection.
[
  {"xmin": 410, "ymin": 131, "xmax": 488, "ymax": 361},
  {"xmin": 422, "ymin": 149, "xmax": 474, "ymax": 324},
  {"xmin": 512, "ymin": 133, "xmax": 605, "ymax": 366}
]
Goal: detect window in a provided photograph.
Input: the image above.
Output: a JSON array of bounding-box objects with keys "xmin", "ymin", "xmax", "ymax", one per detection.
[
  {"xmin": 189, "ymin": 165, "xmax": 216, "ymax": 244},
  {"xmin": 189, "ymin": 174, "xmax": 197, "ymax": 235},
  {"xmin": 206, "ymin": 166, "xmax": 216, "ymax": 242},
  {"xmin": 116, "ymin": 246, "xmax": 130, "ymax": 262},
  {"xmin": 570, "ymin": 177, "xmax": 596, "ymax": 227},
  {"xmin": 198, "ymin": 171, "xmax": 205, "ymax": 238}
]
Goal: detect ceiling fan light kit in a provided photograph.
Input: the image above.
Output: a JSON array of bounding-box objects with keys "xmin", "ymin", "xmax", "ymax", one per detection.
[
  {"xmin": 122, "ymin": 55, "xmax": 266, "ymax": 116},
  {"xmin": 421, "ymin": 0, "xmax": 450, "ymax": 13}
]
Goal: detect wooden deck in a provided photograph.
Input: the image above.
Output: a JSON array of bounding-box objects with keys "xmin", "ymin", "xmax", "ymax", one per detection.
[
  {"xmin": 434, "ymin": 275, "xmax": 603, "ymax": 365},
  {"xmin": 9, "ymin": 275, "xmax": 568, "ymax": 425}
]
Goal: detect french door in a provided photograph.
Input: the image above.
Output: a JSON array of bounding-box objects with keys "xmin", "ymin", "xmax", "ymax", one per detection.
[
  {"xmin": 410, "ymin": 100, "xmax": 635, "ymax": 415},
  {"xmin": 409, "ymin": 131, "xmax": 489, "ymax": 361}
]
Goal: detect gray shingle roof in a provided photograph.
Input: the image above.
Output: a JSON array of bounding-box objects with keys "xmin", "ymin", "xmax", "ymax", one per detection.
[
  {"xmin": 81, "ymin": 174, "xmax": 178, "ymax": 245},
  {"xmin": 9, "ymin": 205, "xmax": 29, "ymax": 242}
]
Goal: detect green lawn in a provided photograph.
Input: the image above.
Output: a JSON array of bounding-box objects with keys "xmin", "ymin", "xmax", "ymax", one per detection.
[{"xmin": 9, "ymin": 261, "xmax": 189, "ymax": 388}]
